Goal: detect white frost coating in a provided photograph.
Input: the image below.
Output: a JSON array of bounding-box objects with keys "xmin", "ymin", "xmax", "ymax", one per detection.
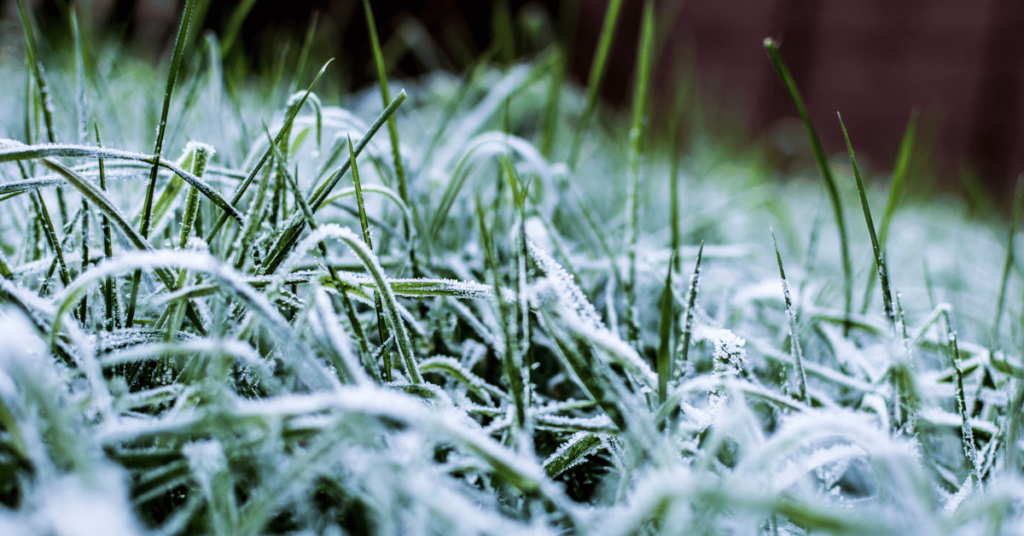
[
  {"xmin": 771, "ymin": 443, "xmax": 866, "ymax": 493},
  {"xmin": 55, "ymin": 249, "xmax": 339, "ymax": 391},
  {"xmin": 37, "ymin": 472, "xmax": 140, "ymax": 536},
  {"xmin": 524, "ymin": 216, "xmax": 555, "ymax": 254},
  {"xmin": 230, "ymin": 386, "xmax": 546, "ymax": 487},
  {"xmin": 552, "ymin": 298, "xmax": 657, "ymax": 387},
  {"xmin": 543, "ymin": 431, "xmax": 599, "ymax": 469},
  {"xmin": 943, "ymin": 476, "xmax": 973, "ymax": 513},
  {"xmin": 527, "ymin": 239, "xmax": 604, "ymax": 331},
  {"xmin": 182, "ymin": 140, "xmax": 216, "ymax": 159},
  {"xmin": 184, "ymin": 439, "xmax": 228, "ymax": 477},
  {"xmin": 697, "ymin": 326, "xmax": 747, "ymax": 377}
]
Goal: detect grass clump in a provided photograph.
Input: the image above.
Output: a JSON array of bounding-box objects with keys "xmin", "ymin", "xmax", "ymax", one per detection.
[{"xmin": 1, "ymin": 4, "xmax": 1024, "ymax": 535}]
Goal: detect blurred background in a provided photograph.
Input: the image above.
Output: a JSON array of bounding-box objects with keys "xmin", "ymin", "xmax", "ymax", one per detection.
[{"xmin": 3, "ymin": 0, "xmax": 1023, "ymax": 207}]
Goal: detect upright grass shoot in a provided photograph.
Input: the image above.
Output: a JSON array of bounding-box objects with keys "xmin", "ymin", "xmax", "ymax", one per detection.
[
  {"xmin": 567, "ymin": 0, "xmax": 624, "ymax": 169},
  {"xmin": 838, "ymin": 113, "xmax": 895, "ymax": 329},
  {"xmin": 624, "ymin": 0, "xmax": 655, "ymax": 348},
  {"xmin": 764, "ymin": 38, "xmax": 852, "ymax": 330},
  {"xmin": 772, "ymin": 230, "xmax": 806, "ymax": 401}
]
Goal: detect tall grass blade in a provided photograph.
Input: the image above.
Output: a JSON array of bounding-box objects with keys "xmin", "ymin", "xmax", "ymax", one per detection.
[
  {"xmin": 679, "ymin": 241, "xmax": 703, "ymax": 374},
  {"xmin": 991, "ymin": 174, "xmax": 1023, "ymax": 349},
  {"xmin": 624, "ymin": 0, "xmax": 655, "ymax": 348},
  {"xmin": 261, "ymin": 91, "xmax": 406, "ymax": 275},
  {"xmin": 764, "ymin": 38, "xmax": 852, "ymax": 331},
  {"xmin": 205, "ymin": 60, "xmax": 333, "ymax": 243},
  {"xmin": 348, "ymin": 134, "xmax": 393, "ymax": 379},
  {"xmin": 838, "ymin": 113, "xmax": 895, "ymax": 329},
  {"xmin": 140, "ymin": 0, "xmax": 197, "ymax": 239},
  {"xmin": 773, "ymin": 231, "xmax": 807, "ymax": 401},
  {"xmin": 862, "ymin": 110, "xmax": 918, "ymax": 313},
  {"xmin": 656, "ymin": 254, "xmax": 674, "ymax": 404},
  {"xmin": 568, "ymin": 0, "xmax": 624, "ymax": 170}
]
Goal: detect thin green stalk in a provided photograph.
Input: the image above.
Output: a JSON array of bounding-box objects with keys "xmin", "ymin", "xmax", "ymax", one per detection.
[
  {"xmin": 861, "ymin": 111, "xmax": 918, "ymax": 314},
  {"xmin": 624, "ymin": 0, "xmax": 655, "ymax": 347},
  {"xmin": 178, "ymin": 147, "xmax": 211, "ymax": 249},
  {"xmin": 540, "ymin": 47, "xmax": 564, "ymax": 159},
  {"xmin": 773, "ymin": 231, "xmax": 807, "ymax": 402},
  {"xmin": 477, "ymin": 197, "xmax": 526, "ymax": 432},
  {"xmin": 838, "ymin": 113, "xmax": 895, "ymax": 329},
  {"xmin": 261, "ymin": 91, "xmax": 406, "ymax": 275},
  {"xmin": 219, "ymin": 0, "xmax": 258, "ymax": 58},
  {"xmin": 362, "ymin": 0, "xmax": 416, "ymax": 274},
  {"xmin": 568, "ymin": 0, "xmax": 624, "ymax": 169},
  {"xmin": 991, "ymin": 175, "xmax": 1023, "ymax": 349},
  {"xmin": 951, "ymin": 331, "xmax": 981, "ymax": 486},
  {"xmin": 656, "ymin": 254, "xmax": 675, "ymax": 404},
  {"xmin": 95, "ymin": 124, "xmax": 117, "ymax": 330},
  {"xmin": 679, "ymin": 242, "xmax": 703, "ymax": 374},
  {"xmin": 140, "ymin": 0, "xmax": 197, "ymax": 239},
  {"xmin": 205, "ymin": 60, "xmax": 333, "ymax": 244},
  {"xmin": 16, "ymin": 0, "xmax": 66, "ymax": 225},
  {"xmin": 764, "ymin": 38, "xmax": 852, "ymax": 332},
  {"xmin": 130, "ymin": 0, "xmax": 196, "ymax": 327},
  {"xmin": 348, "ymin": 134, "xmax": 393, "ymax": 378},
  {"xmin": 291, "ymin": 11, "xmax": 320, "ymax": 94}
]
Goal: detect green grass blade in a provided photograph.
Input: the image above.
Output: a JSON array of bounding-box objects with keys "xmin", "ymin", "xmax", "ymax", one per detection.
[
  {"xmin": 878, "ymin": 110, "xmax": 918, "ymax": 248},
  {"xmin": 71, "ymin": 6, "xmax": 87, "ymax": 144},
  {"xmin": 540, "ymin": 47, "xmax": 564, "ymax": 158},
  {"xmin": 362, "ymin": 0, "xmax": 416, "ymax": 274},
  {"xmin": 347, "ymin": 133, "xmax": 393, "ymax": 372},
  {"xmin": 773, "ymin": 231, "xmax": 806, "ymax": 401},
  {"xmin": 991, "ymin": 174, "xmax": 1023, "ymax": 349},
  {"xmin": 95, "ymin": 123, "xmax": 118, "ymax": 330},
  {"xmin": 477, "ymin": 197, "xmax": 526, "ymax": 432},
  {"xmin": 205, "ymin": 60, "xmax": 333, "ymax": 243},
  {"xmin": 178, "ymin": 145, "xmax": 211, "ymax": 249},
  {"xmin": 838, "ymin": 112, "xmax": 895, "ymax": 329},
  {"xmin": 568, "ymin": 0, "xmax": 624, "ymax": 169},
  {"xmin": 15, "ymin": 0, "xmax": 56, "ymax": 144},
  {"xmin": 261, "ymin": 91, "xmax": 406, "ymax": 275},
  {"xmin": 543, "ymin": 432, "xmax": 601, "ymax": 478},
  {"xmin": 656, "ymin": 254, "xmax": 674, "ymax": 404},
  {"xmin": 950, "ymin": 331, "xmax": 981, "ymax": 485},
  {"xmin": 493, "ymin": 0, "xmax": 516, "ymax": 63},
  {"xmin": 0, "ymin": 143, "xmax": 243, "ymax": 224},
  {"xmin": 764, "ymin": 38, "xmax": 852, "ymax": 330},
  {"xmin": 28, "ymin": 188, "xmax": 70, "ymax": 288},
  {"xmin": 291, "ymin": 10, "xmax": 319, "ymax": 94},
  {"xmin": 679, "ymin": 241, "xmax": 703, "ymax": 374},
  {"xmin": 624, "ymin": 0, "xmax": 655, "ymax": 347},
  {"xmin": 219, "ymin": 0, "xmax": 258, "ymax": 58},
  {"xmin": 862, "ymin": 111, "xmax": 918, "ymax": 313},
  {"xmin": 140, "ymin": 0, "xmax": 197, "ymax": 239},
  {"xmin": 347, "ymin": 135, "xmax": 374, "ymax": 250}
]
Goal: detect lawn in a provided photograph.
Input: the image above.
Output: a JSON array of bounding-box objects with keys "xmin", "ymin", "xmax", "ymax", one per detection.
[{"xmin": 0, "ymin": 1, "xmax": 1022, "ymax": 534}]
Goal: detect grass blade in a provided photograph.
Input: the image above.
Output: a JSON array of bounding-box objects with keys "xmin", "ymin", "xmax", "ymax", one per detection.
[
  {"xmin": 205, "ymin": 60, "xmax": 333, "ymax": 244},
  {"xmin": 363, "ymin": 0, "xmax": 416, "ymax": 274},
  {"xmin": 139, "ymin": 0, "xmax": 197, "ymax": 239},
  {"xmin": 656, "ymin": 254, "xmax": 674, "ymax": 404},
  {"xmin": 261, "ymin": 91, "xmax": 406, "ymax": 275},
  {"xmin": 991, "ymin": 174, "xmax": 1023, "ymax": 349},
  {"xmin": 838, "ymin": 112, "xmax": 895, "ymax": 329},
  {"xmin": 624, "ymin": 0, "xmax": 655, "ymax": 347},
  {"xmin": 861, "ymin": 110, "xmax": 918, "ymax": 314},
  {"xmin": 764, "ymin": 38, "xmax": 852, "ymax": 331},
  {"xmin": 679, "ymin": 242, "xmax": 703, "ymax": 374},
  {"xmin": 772, "ymin": 231, "xmax": 807, "ymax": 402},
  {"xmin": 568, "ymin": 0, "xmax": 624, "ymax": 169}
]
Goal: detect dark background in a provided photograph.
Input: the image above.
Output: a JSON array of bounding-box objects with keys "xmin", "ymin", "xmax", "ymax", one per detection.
[{"xmin": 5, "ymin": 0, "xmax": 1024, "ymax": 203}]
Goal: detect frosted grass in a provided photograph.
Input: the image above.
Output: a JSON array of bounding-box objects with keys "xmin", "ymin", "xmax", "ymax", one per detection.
[{"xmin": 0, "ymin": 11, "xmax": 1022, "ymax": 536}]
